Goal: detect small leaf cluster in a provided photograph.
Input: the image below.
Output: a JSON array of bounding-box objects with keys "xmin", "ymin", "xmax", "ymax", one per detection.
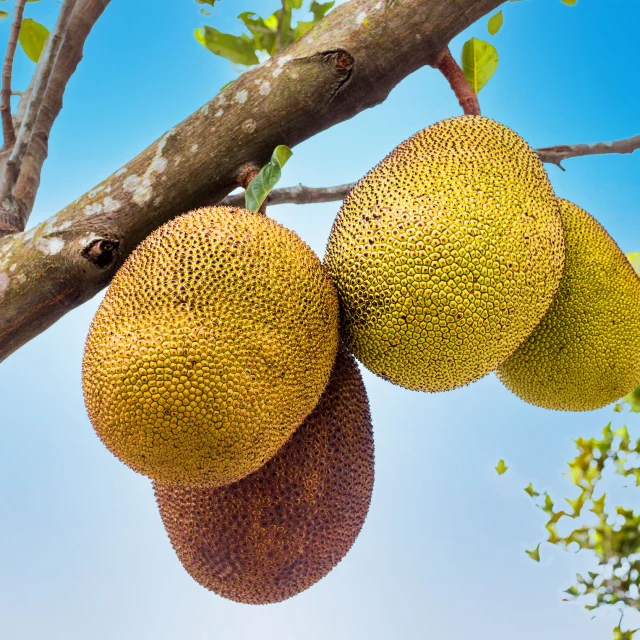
[
  {"xmin": 526, "ymin": 424, "xmax": 640, "ymax": 637},
  {"xmin": 194, "ymin": 0, "xmax": 334, "ymax": 68}
]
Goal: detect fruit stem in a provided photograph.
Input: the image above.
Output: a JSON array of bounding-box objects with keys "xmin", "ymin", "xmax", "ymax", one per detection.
[
  {"xmin": 434, "ymin": 48, "xmax": 481, "ymax": 116},
  {"xmin": 237, "ymin": 163, "xmax": 267, "ymax": 214}
]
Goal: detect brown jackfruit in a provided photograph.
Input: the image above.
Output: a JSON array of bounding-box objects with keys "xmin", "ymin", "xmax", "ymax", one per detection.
[
  {"xmin": 498, "ymin": 199, "xmax": 640, "ymax": 411},
  {"xmin": 154, "ymin": 346, "xmax": 374, "ymax": 604},
  {"xmin": 325, "ymin": 115, "xmax": 565, "ymax": 392},
  {"xmin": 82, "ymin": 206, "xmax": 339, "ymax": 487}
]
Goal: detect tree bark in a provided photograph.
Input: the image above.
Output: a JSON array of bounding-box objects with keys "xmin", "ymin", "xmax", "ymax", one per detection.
[{"xmin": 0, "ymin": 0, "xmax": 504, "ymax": 363}]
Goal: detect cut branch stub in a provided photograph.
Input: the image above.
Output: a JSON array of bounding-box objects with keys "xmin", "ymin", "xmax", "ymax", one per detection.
[{"xmin": 82, "ymin": 238, "xmax": 121, "ymax": 268}]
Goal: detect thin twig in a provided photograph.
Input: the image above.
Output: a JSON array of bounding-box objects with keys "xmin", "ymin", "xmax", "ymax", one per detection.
[
  {"xmin": 0, "ymin": 0, "xmax": 28, "ymax": 150},
  {"xmin": 277, "ymin": 0, "xmax": 287, "ymax": 51},
  {"xmin": 536, "ymin": 135, "xmax": 640, "ymax": 170},
  {"xmin": 221, "ymin": 182, "xmax": 354, "ymax": 208},
  {"xmin": 433, "ymin": 47, "xmax": 480, "ymax": 116},
  {"xmin": 7, "ymin": 0, "xmax": 77, "ymax": 175},
  {"xmin": 0, "ymin": 0, "xmax": 78, "ymax": 233},
  {"xmin": 221, "ymin": 135, "xmax": 640, "ymax": 208}
]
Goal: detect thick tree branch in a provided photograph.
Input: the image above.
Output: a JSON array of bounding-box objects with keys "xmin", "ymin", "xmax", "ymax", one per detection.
[
  {"xmin": 222, "ymin": 135, "xmax": 640, "ymax": 208},
  {"xmin": 0, "ymin": 0, "xmax": 505, "ymax": 363},
  {"xmin": 0, "ymin": 0, "xmax": 27, "ymax": 151},
  {"xmin": 0, "ymin": 0, "xmax": 111, "ymax": 236},
  {"xmin": 433, "ymin": 47, "xmax": 480, "ymax": 116}
]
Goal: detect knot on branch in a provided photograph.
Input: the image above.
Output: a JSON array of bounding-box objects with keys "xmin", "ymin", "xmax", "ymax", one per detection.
[
  {"xmin": 83, "ymin": 238, "xmax": 120, "ymax": 269},
  {"xmin": 320, "ymin": 49, "xmax": 354, "ymax": 100},
  {"xmin": 321, "ymin": 49, "xmax": 354, "ymax": 76}
]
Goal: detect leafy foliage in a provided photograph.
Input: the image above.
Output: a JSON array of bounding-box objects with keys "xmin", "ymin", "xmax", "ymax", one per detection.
[
  {"xmin": 525, "ymin": 423, "xmax": 640, "ymax": 637},
  {"xmin": 461, "ymin": 38, "xmax": 498, "ymax": 93},
  {"xmin": 245, "ymin": 145, "xmax": 293, "ymax": 212},
  {"xmin": 195, "ymin": 1, "xmax": 335, "ymax": 68}
]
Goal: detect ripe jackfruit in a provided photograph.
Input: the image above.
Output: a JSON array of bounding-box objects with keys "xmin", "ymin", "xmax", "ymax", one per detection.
[
  {"xmin": 498, "ymin": 199, "xmax": 640, "ymax": 411},
  {"xmin": 82, "ymin": 206, "xmax": 339, "ymax": 487},
  {"xmin": 153, "ymin": 346, "xmax": 374, "ymax": 605},
  {"xmin": 324, "ymin": 115, "xmax": 565, "ymax": 392}
]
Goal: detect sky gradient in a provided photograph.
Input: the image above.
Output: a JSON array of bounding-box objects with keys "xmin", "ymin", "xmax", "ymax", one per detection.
[{"xmin": 1, "ymin": 1, "xmax": 639, "ymax": 638}]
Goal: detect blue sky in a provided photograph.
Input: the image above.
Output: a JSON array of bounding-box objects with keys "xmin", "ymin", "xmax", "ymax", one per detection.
[{"xmin": 1, "ymin": 1, "xmax": 639, "ymax": 639}]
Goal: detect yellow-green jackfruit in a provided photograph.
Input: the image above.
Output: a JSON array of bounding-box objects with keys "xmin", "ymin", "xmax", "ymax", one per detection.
[
  {"xmin": 82, "ymin": 206, "xmax": 339, "ymax": 487},
  {"xmin": 498, "ymin": 199, "xmax": 640, "ymax": 411},
  {"xmin": 154, "ymin": 346, "xmax": 374, "ymax": 604},
  {"xmin": 324, "ymin": 115, "xmax": 565, "ymax": 392}
]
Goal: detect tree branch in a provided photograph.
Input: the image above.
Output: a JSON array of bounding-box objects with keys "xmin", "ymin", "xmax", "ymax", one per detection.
[
  {"xmin": 0, "ymin": 0, "xmax": 505, "ymax": 363},
  {"xmin": 0, "ymin": 0, "xmax": 27, "ymax": 151},
  {"xmin": 536, "ymin": 135, "xmax": 640, "ymax": 169},
  {"xmin": 277, "ymin": 0, "xmax": 287, "ymax": 51},
  {"xmin": 433, "ymin": 47, "xmax": 480, "ymax": 116},
  {"xmin": 0, "ymin": 0, "xmax": 111, "ymax": 236},
  {"xmin": 221, "ymin": 135, "xmax": 640, "ymax": 208}
]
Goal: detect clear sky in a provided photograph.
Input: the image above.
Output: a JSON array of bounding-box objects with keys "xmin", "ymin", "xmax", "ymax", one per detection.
[{"xmin": 1, "ymin": 1, "xmax": 639, "ymax": 639}]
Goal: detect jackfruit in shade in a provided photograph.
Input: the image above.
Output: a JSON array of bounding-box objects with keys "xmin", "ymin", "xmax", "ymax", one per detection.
[
  {"xmin": 324, "ymin": 115, "xmax": 565, "ymax": 392},
  {"xmin": 154, "ymin": 346, "xmax": 374, "ymax": 605},
  {"xmin": 498, "ymin": 199, "xmax": 640, "ymax": 411},
  {"xmin": 82, "ymin": 206, "xmax": 339, "ymax": 487}
]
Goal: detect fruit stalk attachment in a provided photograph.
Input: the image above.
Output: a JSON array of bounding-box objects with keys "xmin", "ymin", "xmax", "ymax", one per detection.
[
  {"xmin": 433, "ymin": 47, "xmax": 481, "ymax": 116},
  {"xmin": 237, "ymin": 164, "xmax": 267, "ymax": 215}
]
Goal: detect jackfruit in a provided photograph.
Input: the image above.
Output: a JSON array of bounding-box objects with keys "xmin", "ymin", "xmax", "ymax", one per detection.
[
  {"xmin": 153, "ymin": 346, "xmax": 374, "ymax": 604},
  {"xmin": 324, "ymin": 115, "xmax": 565, "ymax": 392},
  {"xmin": 498, "ymin": 199, "xmax": 640, "ymax": 411},
  {"xmin": 82, "ymin": 206, "xmax": 339, "ymax": 487}
]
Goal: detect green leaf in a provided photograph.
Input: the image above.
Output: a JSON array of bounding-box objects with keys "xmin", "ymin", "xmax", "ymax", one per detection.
[
  {"xmin": 195, "ymin": 26, "xmax": 259, "ymax": 66},
  {"xmin": 590, "ymin": 493, "xmax": 606, "ymax": 516},
  {"xmin": 294, "ymin": 20, "xmax": 316, "ymax": 40},
  {"xmin": 564, "ymin": 585, "xmax": 579, "ymax": 597},
  {"xmin": 196, "ymin": 0, "xmax": 216, "ymax": 5},
  {"xmin": 487, "ymin": 11, "xmax": 503, "ymax": 35},
  {"xmin": 627, "ymin": 252, "xmax": 640, "ymax": 276},
  {"xmin": 524, "ymin": 482, "xmax": 540, "ymax": 498},
  {"xmin": 19, "ymin": 18, "xmax": 49, "ymax": 63},
  {"xmin": 461, "ymin": 38, "xmax": 499, "ymax": 93},
  {"xmin": 561, "ymin": 0, "xmax": 577, "ymax": 5},
  {"xmin": 623, "ymin": 385, "xmax": 640, "ymax": 412},
  {"xmin": 526, "ymin": 544, "xmax": 541, "ymax": 562},
  {"xmin": 310, "ymin": 0, "xmax": 335, "ymax": 21},
  {"xmin": 495, "ymin": 459, "xmax": 508, "ymax": 475},
  {"xmin": 245, "ymin": 145, "xmax": 293, "ymax": 212},
  {"xmin": 238, "ymin": 12, "xmax": 277, "ymax": 54},
  {"xmin": 0, "ymin": 10, "xmax": 8, "ymax": 20}
]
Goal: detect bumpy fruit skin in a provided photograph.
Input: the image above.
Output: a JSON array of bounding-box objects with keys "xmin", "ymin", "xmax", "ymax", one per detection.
[
  {"xmin": 153, "ymin": 346, "xmax": 374, "ymax": 605},
  {"xmin": 82, "ymin": 206, "xmax": 339, "ymax": 487},
  {"xmin": 498, "ymin": 199, "xmax": 640, "ymax": 411},
  {"xmin": 325, "ymin": 115, "xmax": 565, "ymax": 392}
]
